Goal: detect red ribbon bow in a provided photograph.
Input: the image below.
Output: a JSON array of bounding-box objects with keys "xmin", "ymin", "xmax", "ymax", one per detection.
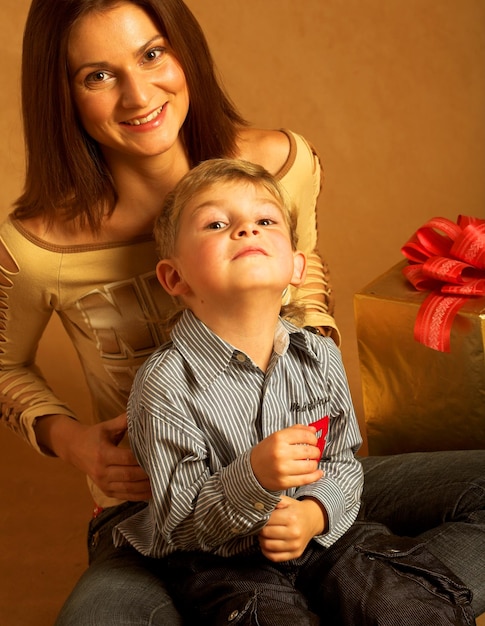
[{"xmin": 401, "ymin": 215, "xmax": 485, "ymax": 352}]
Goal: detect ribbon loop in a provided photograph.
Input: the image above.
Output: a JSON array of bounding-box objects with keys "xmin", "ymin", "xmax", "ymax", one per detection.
[
  {"xmin": 401, "ymin": 215, "xmax": 485, "ymax": 352},
  {"xmin": 451, "ymin": 223, "xmax": 485, "ymax": 269}
]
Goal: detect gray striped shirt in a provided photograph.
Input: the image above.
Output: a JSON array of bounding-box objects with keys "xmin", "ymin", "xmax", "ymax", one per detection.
[{"xmin": 115, "ymin": 310, "xmax": 363, "ymax": 557}]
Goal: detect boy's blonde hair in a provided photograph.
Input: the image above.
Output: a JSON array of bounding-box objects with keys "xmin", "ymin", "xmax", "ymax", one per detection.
[{"xmin": 154, "ymin": 158, "xmax": 298, "ymax": 260}]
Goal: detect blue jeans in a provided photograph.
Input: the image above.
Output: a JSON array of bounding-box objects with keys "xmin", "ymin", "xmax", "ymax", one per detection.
[
  {"xmin": 360, "ymin": 450, "xmax": 485, "ymax": 614},
  {"xmin": 55, "ymin": 451, "xmax": 485, "ymax": 624},
  {"xmin": 54, "ymin": 502, "xmax": 183, "ymax": 626}
]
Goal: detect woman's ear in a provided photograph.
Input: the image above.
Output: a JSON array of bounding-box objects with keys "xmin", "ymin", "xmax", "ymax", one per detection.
[
  {"xmin": 156, "ymin": 259, "xmax": 189, "ymax": 296},
  {"xmin": 289, "ymin": 250, "xmax": 307, "ymax": 287}
]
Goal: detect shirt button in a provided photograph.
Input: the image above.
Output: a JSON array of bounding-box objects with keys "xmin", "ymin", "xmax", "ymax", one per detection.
[
  {"xmin": 235, "ymin": 353, "xmax": 246, "ymax": 362},
  {"xmin": 254, "ymin": 502, "xmax": 265, "ymax": 511},
  {"xmin": 228, "ymin": 610, "xmax": 239, "ymax": 621}
]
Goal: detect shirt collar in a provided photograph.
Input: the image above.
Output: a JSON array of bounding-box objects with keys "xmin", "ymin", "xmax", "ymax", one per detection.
[{"xmin": 171, "ymin": 310, "xmax": 321, "ymax": 389}]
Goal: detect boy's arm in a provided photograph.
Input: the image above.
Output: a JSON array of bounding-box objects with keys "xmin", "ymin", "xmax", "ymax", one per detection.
[
  {"xmin": 258, "ymin": 416, "xmax": 362, "ymax": 562},
  {"xmin": 292, "ymin": 340, "xmax": 364, "ymax": 547},
  {"xmin": 127, "ymin": 404, "xmax": 282, "ymax": 557}
]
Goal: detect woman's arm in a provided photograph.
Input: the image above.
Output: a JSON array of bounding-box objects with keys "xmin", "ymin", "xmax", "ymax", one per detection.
[
  {"xmin": 279, "ymin": 131, "xmax": 340, "ymax": 342},
  {"xmin": 0, "ymin": 224, "xmax": 75, "ymax": 449},
  {"xmin": 0, "ymin": 220, "xmax": 150, "ymax": 501}
]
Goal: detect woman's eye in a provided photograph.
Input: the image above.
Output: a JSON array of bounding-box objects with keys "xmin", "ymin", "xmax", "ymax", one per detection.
[
  {"xmin": 143, "ymin": 47, "xmax": 166, "ymax": 63},
  {"xmin": 84, "ymin": 70, "xmax": 111, "ymax": 88}
]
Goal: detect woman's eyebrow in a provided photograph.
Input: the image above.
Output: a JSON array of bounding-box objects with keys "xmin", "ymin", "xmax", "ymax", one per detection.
[
  {"xmin": 135, "ymin": 34, "xmax": 167, "ymax": 56},
  {"xmin": 70, "ymin": 34, "xmax": 166, "ymax": 78}
]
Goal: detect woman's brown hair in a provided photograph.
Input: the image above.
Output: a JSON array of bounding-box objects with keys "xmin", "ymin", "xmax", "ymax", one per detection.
[{"xmin": 14, "ymin": 0, "xmax": 246, "ymax": 230}]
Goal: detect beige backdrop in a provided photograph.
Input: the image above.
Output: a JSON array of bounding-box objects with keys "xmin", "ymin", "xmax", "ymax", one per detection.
[{"xmin": 0, "ymin": 1, "xmax": 484, "ymax": 624}]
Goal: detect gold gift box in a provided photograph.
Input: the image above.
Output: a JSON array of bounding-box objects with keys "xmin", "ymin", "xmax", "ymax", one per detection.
[{"xmin": 354, "ymin": 261, "xmax": 485, "ymax": 455}]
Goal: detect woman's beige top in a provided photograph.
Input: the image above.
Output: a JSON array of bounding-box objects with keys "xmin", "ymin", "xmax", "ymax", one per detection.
[{"xmin": 0, "ymin": 129, "xmax": 338, "ymax": 508}]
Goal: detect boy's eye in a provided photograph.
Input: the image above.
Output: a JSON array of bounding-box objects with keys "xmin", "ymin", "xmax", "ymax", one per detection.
[
  {"xmin": 207, "ymin": 221, "xmax": 226, "ymax": 230},
  {"xmin": 258, "ymin": 218, "xmax": 275, "ymax": 226}
]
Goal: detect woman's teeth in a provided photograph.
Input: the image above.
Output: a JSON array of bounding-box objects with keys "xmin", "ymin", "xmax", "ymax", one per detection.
[{"xmin": 126, "ymin": 106, "xmax": 163, "ymax": 126}]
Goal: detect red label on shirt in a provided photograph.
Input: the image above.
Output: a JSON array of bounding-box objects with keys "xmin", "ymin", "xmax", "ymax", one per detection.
[{"xmin": 309, "ymin": 416, "xmax": 329, "ymax": 459}]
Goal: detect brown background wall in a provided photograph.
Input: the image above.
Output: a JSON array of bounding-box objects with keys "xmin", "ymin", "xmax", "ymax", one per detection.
[{"xmin": 0, "ymin": 1, "xmax": 484, "ymax": 624}]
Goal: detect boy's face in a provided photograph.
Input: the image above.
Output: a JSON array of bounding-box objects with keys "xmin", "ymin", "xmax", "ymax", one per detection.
[{"xmin": 158, "ymin": 180, "xmax": 305, "ymax": 303}]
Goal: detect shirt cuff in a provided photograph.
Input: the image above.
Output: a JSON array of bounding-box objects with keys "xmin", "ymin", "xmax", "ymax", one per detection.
[
  {"xmin": 220, "ymin": 450, "xmax": 281, "ymax": 524},
  {"xmin": 296, "ymin": 477, "xmax": 347, "ymax": 536}
]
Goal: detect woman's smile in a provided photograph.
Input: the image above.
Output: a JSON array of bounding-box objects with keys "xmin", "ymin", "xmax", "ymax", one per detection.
[
  {"xmin": 68, "ymin": 3, "xmax": 189, "ymax": 159},
  {"xmin": 122, "ymin": 104, "xmax": 166, "ymax": 127}
]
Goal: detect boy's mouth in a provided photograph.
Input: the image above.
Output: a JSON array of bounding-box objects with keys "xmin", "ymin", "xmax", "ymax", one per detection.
[{"xmin": 233, "ymin": 246, "xmax": 267, "ymax": 259}]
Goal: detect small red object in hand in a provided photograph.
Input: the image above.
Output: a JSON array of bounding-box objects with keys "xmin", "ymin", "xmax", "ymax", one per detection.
[{"xmin": 309, "ymin": 416, "xmax": 329, "ymax": 460}]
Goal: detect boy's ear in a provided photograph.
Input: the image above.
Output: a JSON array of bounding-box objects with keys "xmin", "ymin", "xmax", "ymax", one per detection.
[
  {"xmin": 289, "ymin": 250, "xmax": 307, "ymax": 287},
  {"xmin": 156, "ymin": 259, "xmax": 189, "ymax": 296}
]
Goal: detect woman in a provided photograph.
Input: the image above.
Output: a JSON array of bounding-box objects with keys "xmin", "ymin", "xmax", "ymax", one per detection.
[
  {"xmin": 2, "ymin": 0, "xmax": 335, "ymax": 622},
  {"xmin": 0, "ymin": 0, "xmax": 483, "ymax": 623}
]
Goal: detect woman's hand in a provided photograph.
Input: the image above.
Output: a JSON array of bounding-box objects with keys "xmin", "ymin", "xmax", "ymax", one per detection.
[{"xmin": 35, "ymin": 413, "xmax": 151, "ymax": 501}]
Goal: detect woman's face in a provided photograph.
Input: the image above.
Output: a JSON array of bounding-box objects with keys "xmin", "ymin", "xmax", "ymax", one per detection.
[{"xmin": 68, "ymin": 2, "xmax": 189, "ymax": 162}]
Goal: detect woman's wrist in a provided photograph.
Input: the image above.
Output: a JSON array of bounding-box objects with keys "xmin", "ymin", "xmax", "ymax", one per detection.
[{"xmin": 34, "ymin": 414, "xmax": 81, "ymax": 458}]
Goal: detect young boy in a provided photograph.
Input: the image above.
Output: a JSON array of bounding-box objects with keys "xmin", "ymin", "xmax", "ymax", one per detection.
[{"xmin": 115, "ymin": 158, "xmax": 363, "ymax": 624}]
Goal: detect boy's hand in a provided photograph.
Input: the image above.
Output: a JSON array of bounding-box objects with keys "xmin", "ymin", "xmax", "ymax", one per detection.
[
  {"xmin": 258, "ymin": 495, "xmax": 328, "ymax": 561},
  {"xmin": 250, "ymin": 424, "xmax": 323, "ymax": 491}
]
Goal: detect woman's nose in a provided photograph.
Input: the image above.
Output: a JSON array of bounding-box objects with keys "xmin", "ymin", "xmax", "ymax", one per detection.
[{"xmin": 120, "ymin": 73, "xmax": 150, "ymax": 108}]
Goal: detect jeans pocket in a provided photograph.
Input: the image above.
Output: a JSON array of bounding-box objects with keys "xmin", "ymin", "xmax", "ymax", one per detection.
[
  {"xmin": 87, "ymin": 501, "xmax": 148, "ymax": 564},
  {"xmin": 354, "ymin": 534, "xmax": 473, "ymax": 608},
  {"xmin": 319, "ymin": 523, "xmax": 475, "ymax": 626}
]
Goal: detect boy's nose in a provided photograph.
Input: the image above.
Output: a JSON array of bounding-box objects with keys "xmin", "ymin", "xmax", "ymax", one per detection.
[{"xmin": 235, "ymin": 222, "xmax": 260, "ymax": 238}]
